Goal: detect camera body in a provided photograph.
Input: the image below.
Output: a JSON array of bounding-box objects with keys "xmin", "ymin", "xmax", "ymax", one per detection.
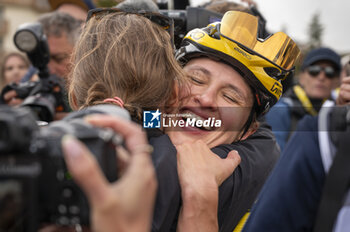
[
  {"xmin": 160, "ymin": 6, "xmax": 269, "ymax": 48},
  {"xmin": 1, "ymin": 74, "xmax": 69, "ymax": 122},
  {"xmin": 160, "ymin": 7, "xmax": 223, "ymax": 48},
  {"xmin": 0, "ymin": 105, "xmax": 128, "ymax": 231}
]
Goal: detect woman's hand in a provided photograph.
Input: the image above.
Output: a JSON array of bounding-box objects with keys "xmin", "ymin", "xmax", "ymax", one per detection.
[
  {"xmin": 176, "ymin": 140, "xmax": 241, "ymax": 232},
  {"xmin": 176, "ymin": 140, "xmax": 240, "ymax": 190},
  {"xmin": 62, "ymin": 115, "xmax": 157, "ymax": 232}
]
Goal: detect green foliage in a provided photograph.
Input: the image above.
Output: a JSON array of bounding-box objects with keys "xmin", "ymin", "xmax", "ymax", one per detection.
[{"xmin": 308, "ymin": 12, "xmax": 324, "ymax": 50}]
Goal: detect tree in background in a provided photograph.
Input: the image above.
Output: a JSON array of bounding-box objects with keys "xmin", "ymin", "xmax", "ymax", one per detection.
[{"xmin": 307, "ymin": 12, "xmax": 324, "ymax": 50}]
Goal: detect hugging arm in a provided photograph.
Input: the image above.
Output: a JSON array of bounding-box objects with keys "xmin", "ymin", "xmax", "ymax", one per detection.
[
  {"xmin": 173, "ymin": 122, "xmax": 280, "ymax": 232},
  {"xmin": 176, "ymin": 140, "xmax": 241, "ymax": 232},
  {"xmin": 206, "ymin": 122, "xmax": 280, "ymax": 232}
]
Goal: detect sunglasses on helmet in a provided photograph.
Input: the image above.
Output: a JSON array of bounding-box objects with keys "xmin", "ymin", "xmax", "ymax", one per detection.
[
  {"xmin": 86, "ymin": 8, "xmax": 175, "ymax": 46},
  {"xmin": 218, "ymin": 11, "xmax": 300, "ymax": 80},
  {"xmin": 306, "ymin": 65, "xmax": 338, "ymax": 79}
]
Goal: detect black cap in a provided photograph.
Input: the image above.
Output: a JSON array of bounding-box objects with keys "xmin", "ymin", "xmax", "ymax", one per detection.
[{"xmin": 301, "ymin": 47, "xmax": 341, "ymax": 71}]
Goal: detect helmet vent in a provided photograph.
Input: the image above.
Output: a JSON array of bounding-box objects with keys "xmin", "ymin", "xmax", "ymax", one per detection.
[{"xmin": 264, "ymin": 67, "xmax": 283, "ymax": 79}]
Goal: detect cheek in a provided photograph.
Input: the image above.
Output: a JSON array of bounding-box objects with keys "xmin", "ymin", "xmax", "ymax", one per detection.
[
  {"xmin": 4, "ymin": 73, "xmax": 11, "ymax": 82},
  {"xmin": 4, "ymin": 69, "xmax": 14, "ymax": 78},
  {"xmin": 178, "ymin": 85, "xmax": 202, "ymax": 107},
  {"xmin": 19, "ymin": 69, "xmax": 27, "ymax": 75},
  {"xmin": 299, "ymin": 74, "xmax": 312, "ymax": 87},
  {"xmin": 220, "ymin": 107, "xmax": 251, "ymax": 131},
  {"xmin": 177, "ymin": 86, "xmax": 190, "ymax": 102},
  {"xmin": 302, "ymin": 77, "xmax": 318, "ymax": 92}
]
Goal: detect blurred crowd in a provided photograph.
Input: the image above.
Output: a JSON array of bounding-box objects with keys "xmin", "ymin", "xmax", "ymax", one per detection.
[{"xmin": 0, "ymin": 0, "xmax": 350, "ymax": 232}]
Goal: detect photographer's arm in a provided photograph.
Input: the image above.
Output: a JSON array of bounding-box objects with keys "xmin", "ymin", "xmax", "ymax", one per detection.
[
  {"xmin": 176, "ymin": 140, "xmax": 241, "ymax": 232},
  {"xmin": 62, "ymin": 115, "xmax": 157, "ymax": 232}
]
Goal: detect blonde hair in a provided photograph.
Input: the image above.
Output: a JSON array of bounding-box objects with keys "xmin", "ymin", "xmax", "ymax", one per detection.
[{"xmin": 68, "ymin": 12, "xmax": 187, "ymax": 121}]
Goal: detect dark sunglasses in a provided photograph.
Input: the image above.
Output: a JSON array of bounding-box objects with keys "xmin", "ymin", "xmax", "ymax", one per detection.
[
  {"xmin": 86, "ymin": 8, "xmax": 174, "ymax": 46},
  {"xmin": 307, "ymin": 65, "xmax": 338, "ymax": 79}
]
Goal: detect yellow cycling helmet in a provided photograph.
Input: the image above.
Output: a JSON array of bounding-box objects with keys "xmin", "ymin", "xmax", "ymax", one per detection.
[{"xmin": 176, "ymin": 11, "xmax": 300, "ymax": 116}]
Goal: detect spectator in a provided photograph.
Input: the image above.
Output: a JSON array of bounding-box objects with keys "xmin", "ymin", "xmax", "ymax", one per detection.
[
  {"xmin": 38, "ymin": 11, "xmax": 82, "ymax": 80},
  {"xmin": 48, "ymin": 0, "xmax": 96, "ymax": 22},
  {"xmin": 2, "ymin": 12, "xmax": 81, "ymax": 108},
  {"xmin": 243, "ymin": 76, "xmax": 350, "ymax": 232},
  {"xmin": 266, "ymin": 47, "xmax": 341, "ymax": 150},
  {"xmin": 0, "ymin": 52, "xmax": 30, "ymax": 90}
]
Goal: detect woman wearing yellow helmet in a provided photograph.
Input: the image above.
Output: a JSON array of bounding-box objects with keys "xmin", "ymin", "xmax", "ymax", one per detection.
[
  {"xmin": 169, "ymin": 11, "xmax": 300, "ymax": 232},
  {"xmin": 167, "ymin": 11, "xmax": 300, "ymax": 147}
]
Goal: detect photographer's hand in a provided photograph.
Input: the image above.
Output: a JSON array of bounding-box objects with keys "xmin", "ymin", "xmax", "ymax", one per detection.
[
  {"xmin": 3, "ymin": 90, "xmax": 23, "ymax": 106},
  {"xmin": 336, "ymin": 76, "xmax": 350, "ymax": 105},
  {"xmin": 62, "ymin": 115, "xmax": 157, "ymax": 232}
]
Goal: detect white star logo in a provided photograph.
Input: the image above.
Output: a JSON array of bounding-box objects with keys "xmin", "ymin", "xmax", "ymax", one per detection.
[{"xmin": 150, "ymin": 109, "xmax": 161, "ymax": 121}]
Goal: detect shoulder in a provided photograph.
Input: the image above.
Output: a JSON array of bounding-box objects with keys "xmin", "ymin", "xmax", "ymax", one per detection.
[
  {"xmin": 280, "ymin": 116, "xmax": 324, "ymax": 188},
  {"xmin": 265, "ymin": 98, "xmax": 292, "ymax": 128},
  {"xmin": 213, "ymin": 124, "xmax": 280, "ymax": 231},
  {"xmin": 148, "ymin": 134, "xmax": 181, "ymax": 232},
  {"xmin": 288, "ymin": 115, "xmax": 318, "ymax": 138},
  {"xmin": 213, "ymin": 122, "xmax": 279, "ymax": 175},
  {"xmin": 148, "ymin": 134, "xmax": 177, "ymax": 167},
  {"xmin": 213, "ymin": 122, "xmax": 278, "ymax": 157},
  {"xmin": 283, "ymin": 115, "xmax": 320, "ymax": 162}
]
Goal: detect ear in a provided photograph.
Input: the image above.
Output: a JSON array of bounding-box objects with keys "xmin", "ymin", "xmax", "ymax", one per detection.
[{"xmin": 240, "ymin": 120, "xmax": 259, "ymax": 141}]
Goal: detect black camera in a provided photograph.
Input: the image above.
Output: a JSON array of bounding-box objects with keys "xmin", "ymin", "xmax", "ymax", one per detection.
[
  {"xmin": 0, "ymin": 105, "xmax": 129, "ymax": 231},
  {"xmin": 160, "ymin": 7, "xmax": 223, "ymax": 48},
  {"xmin": 160, "ymin": 6, "xmax": 269, "ymax": 48},
  {"xmin": 0, "ymin": 22, "xmax": 70, "ymax": 122}
]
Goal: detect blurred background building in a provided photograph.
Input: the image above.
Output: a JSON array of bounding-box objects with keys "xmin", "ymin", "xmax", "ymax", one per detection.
[{"xmin": 0, "ymin": 0, "xmax": 50, "ymax": 55}]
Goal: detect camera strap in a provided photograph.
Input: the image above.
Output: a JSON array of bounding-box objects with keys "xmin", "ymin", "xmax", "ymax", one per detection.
[{"xmin": 293, "ymin": 85, "xmax": 320, "ymax": 116}]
